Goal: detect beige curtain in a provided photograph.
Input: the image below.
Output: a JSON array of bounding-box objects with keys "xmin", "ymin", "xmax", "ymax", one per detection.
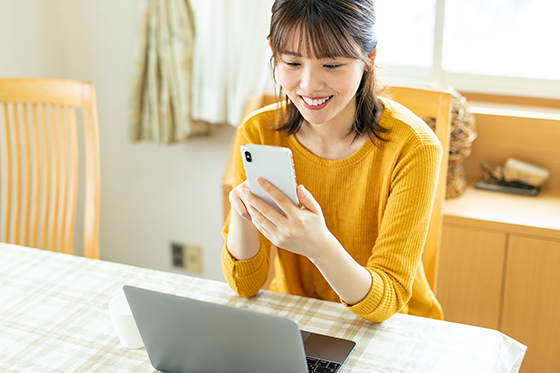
[{"xmin": 129, "ymin": 0, "xmax": 210, "ymax": 144}]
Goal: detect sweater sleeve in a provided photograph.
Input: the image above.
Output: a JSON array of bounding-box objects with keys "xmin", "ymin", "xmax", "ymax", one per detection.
[
  {"xmin": 220, "ymin": 113, "xmax": 274, "ymax": 297},
  {"xmin": 344, "ymin": 140, "xmax": 443, "ymax": 322},
  {"xmin": 221, "ymin": 213, "xmax": 272, "ymax": 297}
]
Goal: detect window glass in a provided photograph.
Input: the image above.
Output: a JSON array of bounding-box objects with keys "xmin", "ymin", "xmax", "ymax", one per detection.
[
  {"xmin": 375, "ymin": 0, "xmax": 436, "ymax": 67},
  {"xmin": 442, "ymin": 0, "xmax": 560, "ymax": 80}
]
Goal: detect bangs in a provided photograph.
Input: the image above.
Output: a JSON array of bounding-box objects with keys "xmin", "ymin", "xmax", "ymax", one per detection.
[{"xmin": 270, "ymin": 9, "xmax": 364, "ymax": 60}]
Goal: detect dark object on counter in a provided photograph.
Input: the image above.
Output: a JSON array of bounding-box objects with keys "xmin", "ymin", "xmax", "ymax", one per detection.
[
  {"xmin": 477, "ymin": 160, "xmax": 543, "ymax": 196},
  {"xmin": 475, "ymin": 179, "xmax": 540, "ymax": 196}
]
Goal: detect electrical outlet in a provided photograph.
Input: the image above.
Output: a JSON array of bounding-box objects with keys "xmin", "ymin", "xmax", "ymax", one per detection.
[
  {"xmin": 171, "ymin": 242, "xmax": 202, "ymax": 273},
  {"xmin": 171, "ymin": 242, "xmax": 184, "ymax": 268},
  {"xmin": 184, "ymin": 244, "xmax": 202, "ymax": 273}
]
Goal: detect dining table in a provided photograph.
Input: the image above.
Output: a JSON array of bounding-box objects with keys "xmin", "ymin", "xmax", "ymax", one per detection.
[{"xmin": 0, "ymin": 242, "xmax": 526, "ymax": 372}]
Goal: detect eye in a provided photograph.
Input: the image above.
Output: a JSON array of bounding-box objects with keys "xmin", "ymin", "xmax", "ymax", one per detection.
[
  {"xmin": 285, "ymin": 61, "xmax": 300, "ymax": 67},
  {"xmin": 324, "ymin": 64, "xmax": 342, "ymax": 69}
]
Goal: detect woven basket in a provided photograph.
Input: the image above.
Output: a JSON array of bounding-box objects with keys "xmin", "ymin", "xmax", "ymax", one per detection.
[{"xmin": 420, "ymin": 89, "xmax": 477, "ymax": 199}]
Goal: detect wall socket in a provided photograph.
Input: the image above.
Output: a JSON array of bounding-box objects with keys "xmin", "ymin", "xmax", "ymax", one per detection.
[{"xmin": 171, "ymin": 242, "xmax": 202, "ymax": 273}]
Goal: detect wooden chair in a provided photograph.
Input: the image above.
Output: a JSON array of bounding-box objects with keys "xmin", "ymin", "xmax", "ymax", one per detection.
[
  {"xmin": 222, "ymin": 85, "xmax": 452, "ymax": 293},
  {"xmin": 0, "ymin": 78, "xmax": 101, "ymax": 259}
]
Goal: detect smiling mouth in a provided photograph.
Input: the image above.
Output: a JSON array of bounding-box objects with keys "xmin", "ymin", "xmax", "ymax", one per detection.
[{"xmin": 300, "ymin": 95, "xmax": 333, "ymax": 108}]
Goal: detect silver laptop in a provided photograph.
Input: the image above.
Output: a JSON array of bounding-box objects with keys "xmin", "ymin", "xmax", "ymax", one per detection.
[{"xmin": 123, "ymin": 285, "xmax": 355, "ymax": 373}]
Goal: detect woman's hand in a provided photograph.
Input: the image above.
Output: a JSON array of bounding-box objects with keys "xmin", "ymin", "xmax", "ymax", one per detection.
[
  {"xmin": 242, "ymin": 178, "xmax": 333, "ymax": 261},
  {"xmin": 229, "ymin": 180, "xmax": 253, "ymax": 221},
  {"xmin": 239, "ymin": 177, "xmax": 373, "ymax": 305},
  {"xmin": 226, "ymin": 180, "xmax": 261, "ymax": 261}
]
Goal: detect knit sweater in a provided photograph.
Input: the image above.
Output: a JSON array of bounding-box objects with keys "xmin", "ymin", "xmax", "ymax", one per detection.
[{"xmin": 221, "ymin": 97, "xmax": 444, "ymax": 323}]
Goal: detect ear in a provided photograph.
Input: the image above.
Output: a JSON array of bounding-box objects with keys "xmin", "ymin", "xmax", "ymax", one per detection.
[
  {"xmin": 268, "ymin": 38, "xmax": 277, "ymax": 65},
  {"xmin": 367, "ymin": 47, "xmax": 377, "ymax": 70}
]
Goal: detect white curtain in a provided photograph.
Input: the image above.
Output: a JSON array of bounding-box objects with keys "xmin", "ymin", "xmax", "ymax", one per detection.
[{"xmin": 190, "ymin": 0, "xmax": 275, "ymax": 126}]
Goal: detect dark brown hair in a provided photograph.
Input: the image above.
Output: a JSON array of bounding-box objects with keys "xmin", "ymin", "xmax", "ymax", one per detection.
[{"xmin": 268, "ymin": 0, "xmax": 388, "ymax": 144}]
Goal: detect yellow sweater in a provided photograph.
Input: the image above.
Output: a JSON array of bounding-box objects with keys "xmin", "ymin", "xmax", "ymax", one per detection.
[{"xmin": 221, "ymin": 97, "xmax": 443, "ymax": 322}]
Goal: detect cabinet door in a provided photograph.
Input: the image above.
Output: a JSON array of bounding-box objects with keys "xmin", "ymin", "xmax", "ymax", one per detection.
[
  {"xmin": 501, "ymin": 235, "xmax": 560, "ymax": 373},
  {"xmin": 438, "ymin": 225, "xmax": 506, "ymax": 329}
]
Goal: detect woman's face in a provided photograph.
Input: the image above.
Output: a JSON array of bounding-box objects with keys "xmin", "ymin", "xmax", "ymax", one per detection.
[{"xmin": 276, "ymin": 35, "xmax": 366, "ymax": 131}]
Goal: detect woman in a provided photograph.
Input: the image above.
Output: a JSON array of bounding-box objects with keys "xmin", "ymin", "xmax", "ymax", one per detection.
[{"xmin": 221, "ymin": 0, "xmax": 443, "ymax": 323}]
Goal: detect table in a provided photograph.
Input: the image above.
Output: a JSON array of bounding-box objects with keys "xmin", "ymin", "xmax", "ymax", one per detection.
[{"xmin": 0, "ymin": 243, "xmax": 526, "ymax": 372}]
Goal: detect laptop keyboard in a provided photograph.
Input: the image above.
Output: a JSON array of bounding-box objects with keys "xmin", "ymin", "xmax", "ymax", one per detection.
[{"xmin": 306, "ymin": 357, "xmax": 341, "ymax": 372}]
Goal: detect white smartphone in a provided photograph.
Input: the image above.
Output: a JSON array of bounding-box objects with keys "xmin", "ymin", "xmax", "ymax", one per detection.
[{"xmin": 240, "ymin": 144, "xmax": 299, "ymax": 213}]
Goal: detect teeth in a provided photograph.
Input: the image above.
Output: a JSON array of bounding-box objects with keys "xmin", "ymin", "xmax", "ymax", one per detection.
[{"xmin": 303, "ymin": 96, "xmax": 331, "ymax": 106}]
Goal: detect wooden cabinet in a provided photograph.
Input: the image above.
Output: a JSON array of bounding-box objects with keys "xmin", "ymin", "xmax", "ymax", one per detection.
[
  {"xmin": 438, "ymin": 188, "xmax": 560, "ymax": 373},
  {"xmin": 438, "ymin": 228, "xmax": 560, "ymax": 373},
  {"xmin": 438, "ymin": 225, "xmax": 505, "ymax": 330},
  {"xmin": 501, "ymin": 236, "xmax": 560, "ymax": 373}
]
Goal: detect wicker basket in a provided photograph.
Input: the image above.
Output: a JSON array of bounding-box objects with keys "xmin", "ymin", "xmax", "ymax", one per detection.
[{"xmin": 420, "ymin": 89, "xmax": 477, "ymax": 199}]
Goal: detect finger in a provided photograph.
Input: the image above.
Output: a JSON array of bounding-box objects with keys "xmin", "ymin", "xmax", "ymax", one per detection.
[
  {"xmin": 244, "ymin": 183, "xmax": 286, "ymax": 223},
  {"xmin": 297, "ymin": 185, "xmax": 322, "ymax": 214},
  {"xmin": 246, "ymin": 203, "xmax": 275, "ymax": 240},
  {"xmin": 229, "ymin": 188, "xmax": 251, "ymax": 221},
  {"xmin": 256, "ymin": 178, "xmax": 298, "ymax": 215}
]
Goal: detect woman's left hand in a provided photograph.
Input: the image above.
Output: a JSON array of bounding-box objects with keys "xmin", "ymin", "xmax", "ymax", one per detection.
[{"xmin": 241, "ymin": 178, "xmax": 333, "ymax": 261}]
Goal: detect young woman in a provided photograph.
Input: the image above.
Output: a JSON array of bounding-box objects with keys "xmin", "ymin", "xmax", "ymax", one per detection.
[{"xmin": 221, "ymin": 0, "xmax": 443, "ymax": 323}]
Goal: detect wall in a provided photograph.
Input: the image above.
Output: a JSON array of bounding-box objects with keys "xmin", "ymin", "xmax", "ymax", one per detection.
[
  {"xmin": 0, "ymin": 0, "xmax": 66, "ymax": 77},
  {"xmin": 464, "ymin": 106, "xmax": 560, "ymax": 194},
  {"xmin": 0, "ymin": 0, "xmax": 235, "ymax": 281}
]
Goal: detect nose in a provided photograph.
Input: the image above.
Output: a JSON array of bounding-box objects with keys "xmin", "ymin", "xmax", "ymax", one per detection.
[{"xmin": 299, "ymin": 66, "xmax": 325, "ymax": 93}]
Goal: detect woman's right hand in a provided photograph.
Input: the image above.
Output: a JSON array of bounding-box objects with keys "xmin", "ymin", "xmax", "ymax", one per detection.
[
  {"xmin": 229, "ymin": 180, "xmax": 253, "ymax": 221},
  {"xmin": 227, "ymin": 180, "xmax": 261, "ymax": 261}
]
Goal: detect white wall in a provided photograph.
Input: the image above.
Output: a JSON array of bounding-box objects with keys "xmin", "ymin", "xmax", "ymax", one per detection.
[
  {"xmin": 0, "ymin": 0, "xmax": 235, "ymax": 281},
  {"xmin": 0, "ymin": 0, "xmax": 66, "ymax": 78}
]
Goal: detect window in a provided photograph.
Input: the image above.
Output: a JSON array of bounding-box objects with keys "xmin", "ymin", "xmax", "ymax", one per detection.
[
  {"xmin": 375, "ymin": 0, "xmax": 560, "ymax": 99},
  {"xmin": 376, "ymin": 0, "xmax": 436, "ymax": 68}
]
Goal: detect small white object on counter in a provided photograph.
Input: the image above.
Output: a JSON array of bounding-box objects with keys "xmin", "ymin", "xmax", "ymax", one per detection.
[{"xmin": 503, "ymin": 158, "xmax": 550, "ymax": 187}]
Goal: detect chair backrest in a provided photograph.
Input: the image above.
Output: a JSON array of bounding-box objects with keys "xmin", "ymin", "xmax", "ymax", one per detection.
[
  {"xmin": 0, "ymin": 78, "xmax": 100, "ymax": 259},
  {"xmin": 385, "ymin": 85, "xmax": 452, "ymax": 293},
  {"xmin": 222, "ymin": 85, "xmax": 452, "ymax": 293}
]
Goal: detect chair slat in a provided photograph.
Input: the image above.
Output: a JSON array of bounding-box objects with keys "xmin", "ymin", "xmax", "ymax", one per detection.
[
  {"xmin": 57, "ymin": 105, "xmax": 69, "ymax": 254},
  {"xmin": 21, "ymin": 103, "xmax": 32, "ymax": 246},
  {"xmin": 65, "ymin": 107, "xmax": 79, "ymax": 254},
  {"xmin": 40, "ymin": 104, "xmax": 50, "ymax": 251},
  {"xmin": 12, "ymin": 103, "xmax": 24, "ymax": 245},
  {"xmin": 82, "ymin": 90, "xmax": 100, "ymax": 260},
  {"xmin": 48, "ymin": 105, "xmax": 60, "ymax": 252},
  {"xmin": 2, "ymin": 103, "xmax": 13, "ymax": 243},
  {"xmin": 30, "ymin": 104, "xmax": 41, "ymax": 248}
]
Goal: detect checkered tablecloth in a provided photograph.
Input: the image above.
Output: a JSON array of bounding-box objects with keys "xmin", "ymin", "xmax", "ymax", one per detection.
[{"xmin": 0, "ymin": 243, "xmax": 526, "ymax": 372}]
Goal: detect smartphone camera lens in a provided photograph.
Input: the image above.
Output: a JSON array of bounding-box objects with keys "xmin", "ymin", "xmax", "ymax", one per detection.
[{"xmin": 245, "ymin": 151, "xmax": 252, "ymax": 162}]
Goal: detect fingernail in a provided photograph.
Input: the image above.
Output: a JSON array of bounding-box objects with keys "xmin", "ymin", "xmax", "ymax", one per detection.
[
  {"xmin": 256, "ymin": 178, "xmax": 264, "ymax": 186},
  {"xmin": 299, "ymin": 185, "xmax": 307, "ymax": 198}
]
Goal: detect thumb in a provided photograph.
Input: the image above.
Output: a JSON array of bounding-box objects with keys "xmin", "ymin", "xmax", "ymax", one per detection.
[{"xmin": 297, "ymin": 185, "xmax": 321, "ymax": 214}]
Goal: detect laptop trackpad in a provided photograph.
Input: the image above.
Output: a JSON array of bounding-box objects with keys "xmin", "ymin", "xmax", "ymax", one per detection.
[{"xmin": 301, "ymin": 331, "xmax": 356, "ymax": 363}]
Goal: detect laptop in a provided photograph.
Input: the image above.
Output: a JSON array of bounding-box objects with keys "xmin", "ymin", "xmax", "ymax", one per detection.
[{"xmin": 123, "ymin": 285, "xmax": 355, "ymax": 373}]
